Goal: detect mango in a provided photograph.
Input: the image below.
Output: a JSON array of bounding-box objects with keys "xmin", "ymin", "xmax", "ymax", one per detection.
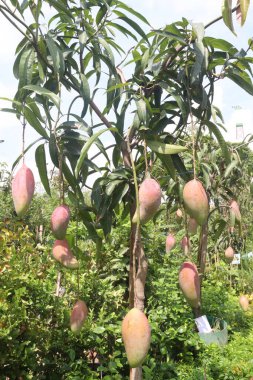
[
  {"xmin": 122, "ymin": 308, "xmax": 151, "ymax": 368},
  {"xmin": 224, "ymin": 246, "xmax": 234, "ymax": 263},
  {"xmin": 51, "ymin": 204, "xmax": 70, "ymax": 239},
  {"xmin": 52, "ymin": 239, "xmax": 79, "ymax": 269},
  {"xmin": 132, "ymin": 178, "xmax": 161, "ymax": 224},
  {"xmin": 230, "ymin": 200, "xmax": 241, "ymax": 223},
  {"xmin": 188, "ymin": 217, "xmax": 198, "ymax": 235},
  {"xmin": 181, "ymin": 236, "xmax": 190, "ymax": 255},
  {"xmin": 239, "ymin": 295, "xmax": 249, "ymax": 311},
  {"xmin": 179, "ymin": 261, "xmax": 200, "ymax": 309},
  {"xmin": 166, "ymin": 233, "xmax": 176, "ymax": 253},
  {"xmin": 175, "ymin": 208, "xmax": 183, "ymax": 222},
  {"xmin": 70, "ymin": 300, "xmax": 88, "ymax": 333},
  {"xmin": 183, "ymin": 179, "xmax": 209, "ymax": 226},
  {"xmin": 12, "ymin": 164, "xmax": 35, "ymax": 216}
]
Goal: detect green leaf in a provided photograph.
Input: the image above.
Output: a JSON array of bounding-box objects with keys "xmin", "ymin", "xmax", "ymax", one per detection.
[
  {"xmin": 75, "ymin": 128, "xmax": 117, "ymax": 177},
  {"xmin": 24, "ymin": 106, "xmax": 49, "ymax": 139},
  {"xmin": 12, "ymin": 137, "xmax": 44, "ymax": 171},
  {"xmin": 224, "ymin": 160, "xmax": 238, "ymax": 178},
  {"xmin": 80, "ymin": 73, "xmax": 90, "ymax": 117},
  {"xmin": 18, "ymin": 46, "xmax": 35, "ymax": 88},
  {"xmin": 226, "ymin": 70, "xmax": 253, "ymax": 96},
  {"xmin": 171, "ymin": 154, "xmax": 191, "ymax": 181},
  {"xmin": 49, "ymin": 133, "xmax": 59, "ymax": 167},
  {"xmin": 136, "ymin": 98, "xmax": 146, "ymax": 123},
  {"xmin": 35, "ymin": 144, "xmax": 51, "ymax": 196},
  {"xmin": 205, "ymin": 121, "xmax": 231, "ymax": 165},
  {"xmin": 147, "ymin": 139, "xmax": 187, "ymax": 155},
  {"xmin": 222, "ymin": 0, "xmax": 236, "ymax": 35},
  {"xmin": 117, "ymin": 1, "xmax": 150, "ymax": 26},
  {"xmin": 23, "ymin": 85, "xmax": 60, "ymax": 109},
  {"xmin": 113, "ymin": 11, "xmax": 148, "ymax": 42},
  {"xmin": 157, "ymin": 153, "xmax": 176, "ymax": 180},
  {"xmin": 45, "ymin": 34, "xmax": 65, "ymax": 78},
  {"xmin": 237, "ymin": 0, "xmax": 250, "ymax": 25}
]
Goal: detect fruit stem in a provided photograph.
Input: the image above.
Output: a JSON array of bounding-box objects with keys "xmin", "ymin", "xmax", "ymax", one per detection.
[{"xmin": 22, "ymin": 112, "xmax": 26, "ymax": 164}]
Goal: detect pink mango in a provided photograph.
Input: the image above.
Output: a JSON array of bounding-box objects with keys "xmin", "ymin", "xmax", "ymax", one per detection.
[
  {"xmin": 52, "ymin": 239, "xmax": 79, "ymax": 269},
  {"xmin": 239, "ymin": 295, "xmax": 249, "ymax": 311},
  {"xmin": 70, "ymin": 300, "xmax": 88, "ymax": 333},
  {"xmin": 188, "ymin": 217, "xmax": 198, "ymax": 235},
  {"xmin": 179, "ymin": 261, "xmax": 201, "ymax": 309},
  {"xmin": 230, "ymin": 200, "xmax": 241, "ymax": 223},
  {"xmin": 166, "ymin": 233, "xmax": 176, "ymax": 253},
  {"xmin": 132, "ymin": 178, "xmax": 162, "ymax": 224},
  {"xmin": 12, "ymin": 164, "xmax": 35, "ymax": 217},
  {"xmin": 224, "ymin": 246, "xmax": 234, "ymax": 263},
  {"xmin": 122, "ymin": 308, "xmax": 151, "ymax": 368},
  {"xmin": 183, "ymin": 179, "xmax": 209, "ymax": 226},
  {"xmin": 51, "ymin": 204, "xmax": 70, "ymax": 239},
  {"xmin": 181, "ymin": 236, "xmax": 190, "ymax": 255},
  {"xmin": 175, "ymin": 208, "xmax": 183, "ymax": 223}
]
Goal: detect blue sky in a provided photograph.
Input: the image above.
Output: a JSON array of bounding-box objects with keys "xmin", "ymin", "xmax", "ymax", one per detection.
[{"xmin": 0, "ymin": 1, "xmax": 253, "ymax": 181}]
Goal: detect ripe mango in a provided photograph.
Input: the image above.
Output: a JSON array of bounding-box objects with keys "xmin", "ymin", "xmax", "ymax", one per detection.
[
  {"xmin": 224, "ymin": 246, "xmax": 234, "ymax": 263},
  {"xmin": 166, "ymin": 233, "xmax": 176, "ymax": 253},
  {"xmin": 230, "ymin": 200, "xmax": 241, "ymax": 223},
  {"xmin": 179, "ymin": 261, "xmax": 201, "ymax": 309},
  {"xmin": 181, "ymin": 236, "xmax": 190, "ymax": 255},
  {"xmin": 52, "ymin": 239, "xmax": 79, "ymax": 269},
  {"xmin": 51, "ymin": 204, "xmax": 70, "ymax": 239},
  {"xmin": 239, "ymin": 295, "xmax": 249, "ymax": 311},
  {"xmin": 132, "ymin": 178, "xmax": 161, "ymax": 224},
  {"xmin": 183, "ymin": 179, "xmax": 209, "ymax": 226},
  {"xmin": 12, "ymin": 164, "xmax": 35, "ymax": 216},
  {"xmin": 70, "ymin": 300, "xmax": 88, "ymax": 333},
  {"xmin": 122, "ymin": 308, "xmax": 151, "ymax": 368}
]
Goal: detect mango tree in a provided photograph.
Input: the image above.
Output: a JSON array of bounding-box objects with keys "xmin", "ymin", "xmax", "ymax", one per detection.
[{"xmin": 0, "ymin": 0, "xmax": 253, "ymax": 378}]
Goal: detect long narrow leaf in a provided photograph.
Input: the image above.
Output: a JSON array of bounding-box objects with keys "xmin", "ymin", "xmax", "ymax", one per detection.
[
  {"xmin": 35, "ymin": 144, "xmax": 51, "ymax": 195},
  {"xmin": 205, "ymin": 120, "xmax": 231, "ymax": 164},
  {"xmin": 75, "ymin": 128, "xmax": 117, "ymax": 177},
  {"xmin": 12, "ymin": 137, "xmax": 44, "ymax": 171},
  {"xmin": 23, "ymin": 85, "xmax": 60, "ymax": 108}
]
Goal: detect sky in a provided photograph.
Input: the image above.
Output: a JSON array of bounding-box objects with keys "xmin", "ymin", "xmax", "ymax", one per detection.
[{"xmin": 0, "ymin": 0, "xmax": 253, "ymax": 183}]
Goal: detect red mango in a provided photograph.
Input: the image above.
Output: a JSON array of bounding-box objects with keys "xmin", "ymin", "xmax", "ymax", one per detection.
[
  {"xmin": 122, "ymin": 308, "xmax": 151, "ymax": 368},
  {"xmin": 183, "ymin": 179, "xmax": 209, "ymax": 226},
  {"xmin": 52, "ymin": 239, "xmax": 79, "ymax": 269},
  {"xmin": 166, "ymin": 234, "xmax": 176, "ymax": 253},
  {"xmin": 224, "ymin": 246, "xmax": 234, "ymax": 263},
  {"xmin": 179, "ymin": 261, "xmax": 200, "ymax": 309},
  {"xmin": 239, "ymin": 295, "xmax": 249, "ymax": 311},
  {"xmin": 181, "ymin": 236, "xmax": 190, "ymax": 255},
  {"xmin": 132, "ymin": 178, "xmax": 161, "ymax": 224},
  {"xmin": 51, "ymin": 204, "xmax": 70, "ymax": 239},
  {"xmin": 12, "ymin": 164, "xmax": 35, "ymax": 216},
  {"xmin": 70, "ymin": 300, "xmax": 88, "ymax": 333}
]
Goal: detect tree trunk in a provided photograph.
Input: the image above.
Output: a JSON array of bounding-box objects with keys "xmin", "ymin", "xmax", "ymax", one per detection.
[{"xmin": 130, "ymin": 367, "xmax": 142, "ymax": 380}]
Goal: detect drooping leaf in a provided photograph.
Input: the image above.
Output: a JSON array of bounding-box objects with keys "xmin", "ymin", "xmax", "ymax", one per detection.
[
  {"xmin": 224, "ymin": 159, "xmax": 238, "ymax": 178},
  {"xmin": 147, "ymin": 139, "xmax": 187, "ymax": 155},
  {"xmin": 24, "ymin": 106, "xmax": 49, "ymax": 139},
  {"xmin": 236, "ymin": 0, "xmax": 250, "ymax": 26},
  {"xmin": 226, "ymin": 70, "xmax": 253, "ymax": 96},
  {"xmin": 35, "ymin": 144, "xmax": 51, "ymax": 195},
  {"xmin": 205, "ymin": 120, "xmax": 231, "ymax": 165},
  {"xmin": 80, "ymin": 73, "xmax": 90, "ymax": 117},
  {"xmin": 12, "ymin": 137, "xmax": 44, "ymax": 171},
  {"xmin": 222, "ymin": 0, "xmax": 236, "ymax": 35},
  {"xmin": 45, "ymin": 34, "xmax": 65, "ymax": 78},
  {"xmin": 75, "ymin": 128, "xmax": 117, "ymax": 177},
  {"xmin": 23, "ymin": 85, "xmax": 60, "ymax": 108}
]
